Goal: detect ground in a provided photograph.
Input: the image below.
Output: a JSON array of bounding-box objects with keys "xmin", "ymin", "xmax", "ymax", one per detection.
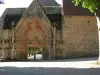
[{"xmin": 0, "ymin": 57, "xmax": 100, "ymax": 75}]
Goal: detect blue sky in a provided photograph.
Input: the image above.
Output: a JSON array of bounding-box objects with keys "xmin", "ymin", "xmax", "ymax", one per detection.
[{"xmin": 0, "ymin": 0, "xmax": 62, "ymax": 17}]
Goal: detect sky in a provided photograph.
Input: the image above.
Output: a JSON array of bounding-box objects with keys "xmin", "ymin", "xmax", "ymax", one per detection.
[{"xmin": 0, "ymin": 0, "xmax": 63, "ymax": 17}]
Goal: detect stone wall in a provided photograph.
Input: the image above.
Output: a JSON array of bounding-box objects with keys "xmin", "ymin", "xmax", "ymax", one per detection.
[
  {"xmin": 63, "ymin": 16, "xmax": 99, "ymax": 58},
  {"xmin": 15, "ymin": 18, "xmax": 51, "ymax": 60}
]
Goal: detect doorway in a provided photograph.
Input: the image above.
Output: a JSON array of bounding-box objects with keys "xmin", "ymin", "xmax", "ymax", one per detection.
[{"xmin": 28, "ymin": 47, "xmax": 42, "ymax": 60}]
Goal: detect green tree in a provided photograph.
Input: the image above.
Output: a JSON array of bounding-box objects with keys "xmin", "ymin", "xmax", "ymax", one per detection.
[
  {"xmin": 28, "ymin": 47, "xmax": 41, "ymax": 60},
  {"xmin": 72, "ymin": 0, "xmax": 100, "ymax": 62}
]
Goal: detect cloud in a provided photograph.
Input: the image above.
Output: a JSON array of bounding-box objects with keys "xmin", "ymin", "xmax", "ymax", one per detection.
[{"xmin": 4, "ymin": 0, "xmax": 33, "ymax": 8}]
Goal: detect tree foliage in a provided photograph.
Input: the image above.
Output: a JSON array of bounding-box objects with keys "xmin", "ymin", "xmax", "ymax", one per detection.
[{"xmin": 72, "ymin": 0, "xmax": 100, "ymax": 13}]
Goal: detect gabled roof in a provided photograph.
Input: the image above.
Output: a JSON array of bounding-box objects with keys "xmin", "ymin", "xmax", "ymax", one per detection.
[
  {"xmin": 0, "ymin": 8, "xmax": 26, "ymax": 29},
  {"xmin": 16, "ymin": 0, "xmax": 51, "ymax": 34},
  {"xmin": 0, "ymin": 18, "xmax": 3, "ymax": 28},
  {"xmin": 1, "ymin": 8, "xmax": 25, "ymax": 18},
  {"xmin": 19, "ymin": 0, "xmax": 50, "ymax": 24},
  {"xmin": 0, "ymin": 0, "xmax": 62, "ymax": 29},
  {"xmin": 38, "ymin": 0, "xmax": 60, "ymax": 6},
  {"xmin": 38, "ymin": 0, "xmax": 61, "ymax": 14},
  {"xmin": 1, "ymin": 0, "xmax": 61, "ymax": 18},
  {"xmin": 21, "ymin": 0, "xmax": 46, "ymax": 18},
  {"xmin": 21, "ymin": 0, "xmax": 61, "ymax": 19}
]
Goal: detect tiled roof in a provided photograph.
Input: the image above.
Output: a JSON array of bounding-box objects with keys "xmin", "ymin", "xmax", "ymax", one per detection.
[
  {"xmin": 1, "ymin": 8, "xmax": 25, "ymax": 18},
  {"xmin": 21, "ymin": 0, "xmax": 50, "ymax": 21},
  {"xmin": 1, "ymin": 0, "xmax": 62, "ymax": 18},
  {"xmin": 39, "ymin": 0, "xmax": 61, "ymax": 14},
  {"xmin": 0, "ymin": 8, "xmax": 25, "ymax": 29},
  {"xmin": 38, "ymin": 0, "xmax": 60, "ymax": 6},
  {"xmin": 1, "ymin": 0, "xmax": 62, "ymax": 29},
  {"xmin": 0, "ymin": 18, "xmax": 3, "ymax": 28}
]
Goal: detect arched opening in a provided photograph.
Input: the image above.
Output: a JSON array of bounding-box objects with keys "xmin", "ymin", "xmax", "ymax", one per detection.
[
  {"xmin": 28, "ymin": 47, "xmax": 42, "ymax": 60},
  {"xmin": 15, "ymin": 18, "xmax": 50, "ymax": 60}
]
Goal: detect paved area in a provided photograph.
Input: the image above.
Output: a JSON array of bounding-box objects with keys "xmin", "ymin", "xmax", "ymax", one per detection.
[{"xmin": 0, "ymin": 57, "xmax": 100, "ymax": 75}]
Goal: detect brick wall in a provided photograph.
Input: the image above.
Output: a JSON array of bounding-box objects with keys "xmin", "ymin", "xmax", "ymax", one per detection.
[{"xmin": 63, "ymin": 16, "xmax": 99, "ymax": 58}]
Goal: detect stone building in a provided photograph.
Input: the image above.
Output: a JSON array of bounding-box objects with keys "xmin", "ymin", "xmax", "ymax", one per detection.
[
  {"xmin": 0, "ymin": 0, "xmax": 98, "ymax": 60},
  {"xmin": 0, "ymin": 0, "xmax": 62, "ymax": 60},
  {"xmin": 63, "ymin": 0, "xmax": 98, "ymax": 58}
]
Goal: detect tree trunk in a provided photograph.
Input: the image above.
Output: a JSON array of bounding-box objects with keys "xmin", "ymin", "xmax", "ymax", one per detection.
[
  {"xmin": 95, "ymin": 10, "xmax": 100, "ymax": 61},
  {"xmin": 34, "ymin": 53, "xmax": 36, "ymax": 60},
  {"xmin": 98, "ymin": 27, "xmax": 100, "ymax": 61}
]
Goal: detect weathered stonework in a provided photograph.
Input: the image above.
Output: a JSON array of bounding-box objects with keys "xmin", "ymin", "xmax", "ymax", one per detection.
[
  {"xmin": 0, "ymin": 0, "xmax": 99, "ymax": 60},
  {"xmin": 63, "ymin": 16, "xmax": 99, "ymax": 58},
  {"xmin": 15, "ymin": 18, "xmax": 51, "ymax": 60}
]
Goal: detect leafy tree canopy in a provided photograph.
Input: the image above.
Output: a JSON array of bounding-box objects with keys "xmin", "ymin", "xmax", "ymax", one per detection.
[{"xmin": 72, "ymin": 0, "xmax": 100, "ymax": 13}]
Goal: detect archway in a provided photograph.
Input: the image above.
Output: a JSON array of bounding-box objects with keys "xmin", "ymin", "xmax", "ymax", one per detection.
[{"xmin": 15, "ymin": 18, "xmax": 50, "ymax": 60}]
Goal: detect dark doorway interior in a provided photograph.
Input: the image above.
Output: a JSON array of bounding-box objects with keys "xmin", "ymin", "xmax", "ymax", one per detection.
[
  {"xmin": 47, "ymin": 14, "xmax": 62, "ymax": 30},
  {"xmin": 3, "ymin": 14, "xmax": 22, "ymax": 29}
]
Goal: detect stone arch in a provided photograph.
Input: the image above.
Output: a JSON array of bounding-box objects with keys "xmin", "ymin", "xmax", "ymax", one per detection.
[{"xmin": 15, "ymin": 18, "xmax": 49, "ymax": 60}]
